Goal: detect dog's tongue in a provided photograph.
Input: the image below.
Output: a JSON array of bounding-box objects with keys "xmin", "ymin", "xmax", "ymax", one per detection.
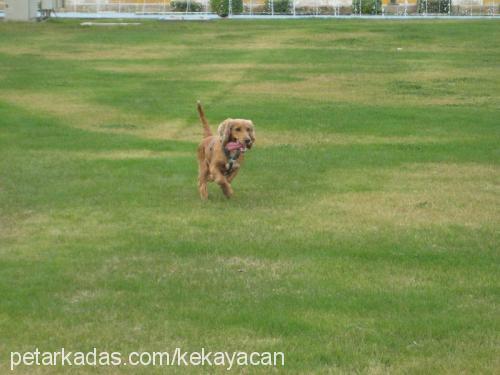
[{"xmin": 226, "ymin": 142, "xmax": 246, "ymax": 152}]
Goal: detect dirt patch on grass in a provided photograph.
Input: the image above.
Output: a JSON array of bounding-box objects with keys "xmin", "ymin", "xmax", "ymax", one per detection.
[
  {"xmin": 91, "ymin": 63, "xmax": 253, "ymax": 82},
  {"xmin": 0, "ymin": 90, "xmax": 201, "ymax": 142},
  {"xmin": 0, "ymin": 44, "xmax": 188, "ymax": 61},
  {"xmin": 79, "ymin": 150, "xmax": 191, "ymax": 160},
  {"xmin": 256, "ymin": 131, "xmax": 468, "ymax": 147},
  {"xmin": 296, "ymin": 163, "xmax": 499, "ymax": 231},
  {"xmin": 236, "ymin": 68, "xmax": 498, "ymax": 106},
  {"xmin": 0, "ymin": 90, "xmax": 131, "ymax": 125},
  {"xmin": 216, "ymin": 256, "xmax": 289, "ymax": 279},
  {"xmin": 28, "ymin": 149, "xmax": 191, "ymax": 160},
  {"xmin": 67, "ymin": 289, "xmax": 101, "ymax": 304}
]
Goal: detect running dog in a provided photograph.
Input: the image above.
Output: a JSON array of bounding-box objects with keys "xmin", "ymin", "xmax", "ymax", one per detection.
[{"xmin": 196, "ymin": 101, "xmax": 255, "ymax": 199}]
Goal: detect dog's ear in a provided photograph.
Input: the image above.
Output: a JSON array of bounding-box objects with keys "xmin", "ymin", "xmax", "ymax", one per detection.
[
  {"xmin": 247, "ymin": 121, "xmax": 255, "ymax": 149},
  {"xmin": 217, "ymin": 119, "xmax": 233, "ymax": 145}
]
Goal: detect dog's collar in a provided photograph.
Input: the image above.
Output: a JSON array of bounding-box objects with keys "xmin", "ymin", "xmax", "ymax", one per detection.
[{"xmin": 224, "ymin": 148, "xmax": 241, "ymax": 176}]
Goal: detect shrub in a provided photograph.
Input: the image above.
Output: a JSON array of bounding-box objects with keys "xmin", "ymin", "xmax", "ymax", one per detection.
[
  {"xmin": 170, "ymin": 0, "xmax": 203, "ymax": 12},
  {"xmin": 210, "ymin": 0, "xmax": 243, "ymax": 16},
  {"xmin": 352, "ymin": 0, "xmax": 382, "ymax": 14},
  {"xmin": 264, "ymin": 0, "xmax": 292, "ymax": 14},
  {"xmin": 244, "ymin": 3, "xmax": 265, "ymax": 13},
  {"xmin": 294, "ymin": 5, "xmax": 341, "ymax": 15},
  {"xmin": 417, "ymin": 0, "xmax": 451, "ymax": 13}
]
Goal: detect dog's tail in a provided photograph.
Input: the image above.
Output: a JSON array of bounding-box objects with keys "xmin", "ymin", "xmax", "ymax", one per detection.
[{"xmin": 197, "ymin": 100, "xmax": 212, "ymax": 138}]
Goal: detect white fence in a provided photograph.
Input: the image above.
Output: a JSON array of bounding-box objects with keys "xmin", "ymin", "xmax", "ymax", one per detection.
[
  {"xmin": 0, "ymin": 0, "xmax": 497, "ymax": 16},
  {"xmin": 58, "ymin": 0, "xmax": 498, "ymax": 16}
]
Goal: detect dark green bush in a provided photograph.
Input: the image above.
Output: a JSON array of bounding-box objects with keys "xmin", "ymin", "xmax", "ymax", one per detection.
[
  {"xmin": 170, "ymin": 0, "xmax": 203, "ymax": 12},
  {"xmin": 417, "ymin": 0, "xmax": 451, "ymax": 13},
  {"xmin": 264, "ymin": 0, "xmax": 292, "ymax": 14},
  {"xmin": 352, "ymin": 0, "xmax": 382, "ymax": 14},
  {"xmin": 210, "ymin": 0, "xmax": 243, "ymax": 16}
]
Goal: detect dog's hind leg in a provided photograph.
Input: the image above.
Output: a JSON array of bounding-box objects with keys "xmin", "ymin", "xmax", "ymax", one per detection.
[{"xmin": 198, "ymin": 162, "xmax": 210, "ymax": 200}]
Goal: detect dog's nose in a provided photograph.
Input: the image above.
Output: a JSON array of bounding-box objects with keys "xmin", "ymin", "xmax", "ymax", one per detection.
[{"xmin": 245, "ymin": 139, "xmax": 252, "ymax": 145}]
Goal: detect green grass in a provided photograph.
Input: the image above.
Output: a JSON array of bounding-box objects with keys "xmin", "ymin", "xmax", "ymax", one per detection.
[{"xmin": 0, "ymin": 19, "xmax": 499, "ymax": 373}]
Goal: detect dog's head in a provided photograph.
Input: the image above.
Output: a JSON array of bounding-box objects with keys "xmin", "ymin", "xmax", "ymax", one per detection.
[{"xmin": 218, "ymin": 119, "xmax": 255, "ymax": 150}]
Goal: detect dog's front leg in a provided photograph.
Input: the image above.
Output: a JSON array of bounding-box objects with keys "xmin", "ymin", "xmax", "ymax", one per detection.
[
  {"xmin": 226, "ymin": 168, "xmax": 240, "ymax": 183},
  {"xmin": 211, "ymin": 166, "xmax": 233, "ymax": 198}
]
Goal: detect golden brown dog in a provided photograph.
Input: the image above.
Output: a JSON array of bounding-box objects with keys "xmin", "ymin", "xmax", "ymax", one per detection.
[{"xmin": 196, "ymin": 101, "xmax": 255, "ymax": 199}]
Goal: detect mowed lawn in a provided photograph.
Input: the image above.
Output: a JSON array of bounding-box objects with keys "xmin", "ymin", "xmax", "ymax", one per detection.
[{"xmin": 0, "ymin": 19, "xmax": 499, "ymax": 373}]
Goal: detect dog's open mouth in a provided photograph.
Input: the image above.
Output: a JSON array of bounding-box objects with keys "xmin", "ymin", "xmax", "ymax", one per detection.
[{"xmin": 226, "ymin": 141, "xmax": 247, "ymax": 153}]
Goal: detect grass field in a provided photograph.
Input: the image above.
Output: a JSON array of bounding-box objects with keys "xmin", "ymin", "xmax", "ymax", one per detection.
[{"xmin": 0, "ymin": 19, "xmax": 499, "ymax": 373}]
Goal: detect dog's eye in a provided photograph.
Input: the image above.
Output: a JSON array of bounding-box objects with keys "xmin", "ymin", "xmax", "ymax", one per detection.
[{"xmin": 235, "ymin": 127, "xmax": 241, "ymax": 131}]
